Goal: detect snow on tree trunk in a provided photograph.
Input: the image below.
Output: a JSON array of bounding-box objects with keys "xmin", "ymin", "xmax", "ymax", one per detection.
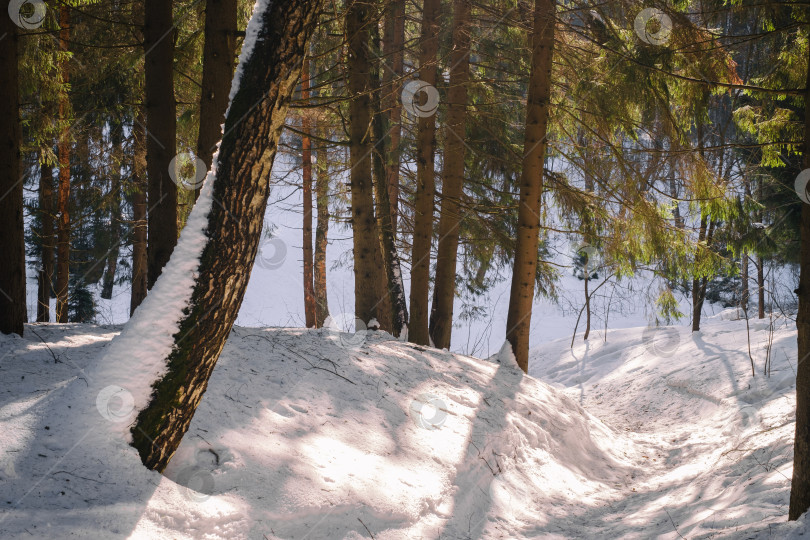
[{"xmin": 129, "ymin": 0, "xmax": 321, "ymax": 471}]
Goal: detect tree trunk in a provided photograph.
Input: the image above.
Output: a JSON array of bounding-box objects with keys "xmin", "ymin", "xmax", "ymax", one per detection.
[
  {"xmin": 55, "ymin": 5, "xmax": 71, "ymax": 324},
  {"xmin": 301, "ymin": 54, "xmax": 316, "ymax": 327},
  {"xmin": 101, "ymin": 189, "xmax": 121, "ymax": 300},
  {"xmin": 131, "ymin": 0, "xmax": 321, "ymax": 471},
  {"xmin": 195, "ymin": 0, "xmax": 237, "ymax": 200},
  {"xmin": 37, "ymin": 163, "xmax": 55, "ymax": 322},
  {"xmin": 314, "ymin": 140, "xmax": 329, "ymax": 327},
  {"xmin": 145, "ymin": 0, "xmax": 178, "ymax": 288},
  {"xmin": 740, "ymin": 252, "xmax": 748, "ymax": 315},
  {"xmin": 0, "ymin": 7, "xmax": 25, "ymax": 336},
  {"xmin": 370, "ymin": 20, "xmax": 403, "ymax": 335},
  {"xmin": 346, "ymin": 0, "xmax": 387, "ymax": 327},
  {"xmin": 583, "ymin": 273, "xmax": 591, "ymax": 340},
  {"xmin": 789, "ymin": 34, "xmax": 810, "ymax": 522},
  {"xmin": 382, "ymin": 0, "xmax": 405, "ymax": 233},
  {"xmin": 504, "ymin": 0, "xmax": 556, "ymax": 372},
  {"xmin": 691, "ymin": 214, "xmax": 708, "ymax": 332},
  {"xmin": 130, "ymin": 108, "xmax": 148, "ymax": 315},
  {"xmin": 429, "ymin": 0, "xmax": 471, "ymax": 349},
  {"xmin": 757, "ymin": 255, "xmax": 765, "ymax": 319},
  {"xmin": 409, "ymin": 0, "xmax": 441, "ymax": 345}
]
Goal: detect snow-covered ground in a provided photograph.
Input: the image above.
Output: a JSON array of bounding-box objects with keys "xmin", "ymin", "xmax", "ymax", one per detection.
[{"xmin": 0, "ymin": 311, "xmax": 807, "ymax": 538}]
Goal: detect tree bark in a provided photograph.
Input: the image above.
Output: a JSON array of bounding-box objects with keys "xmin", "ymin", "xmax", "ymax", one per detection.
[
  {"xmin": 130, "ymin": 109, "xmax": 148, "ymax": 315},
  {"xmin": 0, "ymin": 7, "xmax": 25, "ymax": 336},
  {"xmin": 382, "ymin": 0, "xmax": 404, "ymax": 233},
  {"xmin": 370, "ymin": 19, "xmax": 403, "ymax": 334},
  {"xmin": 429, "ymin": 0, "xmax": 471, "ymax": 349},
  {"xmin": 691, "ymin": 214, "xmax": 708, "ymax": 332},
  {"xmin": 740, "ymin": 252, "xmax": 748, "ymax": 315},
  {"xmin": 314, "ymin": 140, "xmax": 329, "ymax": 327},
  {"xmin": 55, "ymin": 5, "xmax": 71, "ymax": 324},
  {"xmin": 37, "ymin": 163, "xmax": 55, "ymax": 323},
  {"xmin": 789, "ymin": 33, "xmax": 810, "ymax": 521},
  {"xmin": 301, "ymin": 54, "xmax": 316, "ymax": 327},
  {"xmin": 145, "ymin": 0, "xmax": 178, "ymax": 288},
  {"xmin": 346, "ymin": 0, "xmax": 387, "ymax": 327},
  {"xmin": 196, "ymin": 0, "xmax": 237, "ymax": 199},
  {"xmin": 504, "ymin": 0, "xmax": 556, "ymax": 372},
  {"xmin": 409, "ymin": 0, "xmax": 441, "ymax": 345},
  {"xmin": 131, "ymin": 0, "xmax": 321, "ymax": 471},
  {"xmin": 757, "ymin": 255, "xmax": 765, "ymax": 319}
]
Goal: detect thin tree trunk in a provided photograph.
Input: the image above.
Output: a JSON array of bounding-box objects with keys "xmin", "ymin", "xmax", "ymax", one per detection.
[
  {"xmin": 346, "ymin": 0, "xmax": 387, "ymax": 327},
  {"xmin": 0, "ymin": 7, "xmax": 25, "ymax": 336},
  {"xmin": 145, "ymin": 0, "xmax": 178, "ymax": 288},
  {"xmin": 195, "ymin": 0, "xmax": 237, "ymax": 200},
  {"xmin": 583, "ymin": 273, "xmax": 591, "ymax": 340},
  {"xmin": 55, "ymin": 5, "xmax": 71, "ymax": 324},
  {"xmin": 301, "ymin": 54, "xmax": 316, "ymax": 327},
  {"xmin": 691, "ymin": 214, "xmax": 708, "ymax": 332},
  {"xmin": 505, "ymin": 0, "xmax": 556, "ymax": 372},
  {"xmin": 314, "ymin": 140, "xmax": 329, "ymax": 327},
  {"xmin": 382, "ymin": 0, "xmax": 404, "ymax": 233},
  {"xmin": 409, "ymin": 0, "xmax": 441, "ymax": 345},
  {"xmin": 757, "ymin": 255, "xmax": 765, "ymax": 319},
  {"xmin": 789, "ymin": 32, "xmax": 810, "ymax": 521},
  {"xmin": 429, "ymin": 0, "xmax": 471, "ymax": 349},
  {"xmin": 130, "ymin": 109, "xmax": 148, "ymax": 315},
  {"xmin": 741, "ymin": 252, "xmax": 748, "ymax": 315},
  {"xmin": 37, "ymin": 163, "xmax": 55, "ymax": 322},
  {"xmin": 101, "ymin": 189, "xmax": 121, "ymax": 300},
  {"xmin": 131, "ymin": 0, "xmax": 321, "ymax": 471}
]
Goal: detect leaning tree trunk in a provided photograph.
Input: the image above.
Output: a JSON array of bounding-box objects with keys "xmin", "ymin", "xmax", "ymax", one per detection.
[
  {"xmin": 790, "ymin": 42, "xmax": 810, "ymax": 518},
  {"xmin": 195, "ymin": 0, "xmax": 237, "ymax": 200},
  {"xmin": 314, "ymin": 139, "xmax": 330, "ymax": 327},
  {"xmin": 145, "ymin": 0, "xmax": 178, "ymax": 288},
  {"xmin": 346, "ymin": 0, "xmax": 388, "ymax": 327},
  {"xmin": 301, "ymin": 54, "xmax": 316, "ymax": 327},
  {"xmin": 429, "ymin": 0, "xmax": 471, "ymax": 349},
  {"xmin": 131, "ymin": 0, "xmax": 321, "ymax": 471},
  {"xmin": 757, "ymin": 255, "xmax": 765, "ymax": 318},
  {"xmin": 0, "ymin": 6, "xmax": 25, "ymax": 336},
  {"xmin": 55, "ymin": 4, "xmax": 71, "ymax": 324},
  {"xmin": 504, "ymin": 0, "xmax": 556, "ymax": 372},
  {"xmin": 740, "ymin": 252, "xmax": 748, "ymax": 315},
  {"xmin": 409, "ymin": 0, "xmax": 441, "ymax": 345},
  {"xmin": 37, "ymin": 163, "xmax": 55, "ymax": 323},
  {"xmin": 130, "ymin": 108, "xmax": 148, "ymax": 315}
]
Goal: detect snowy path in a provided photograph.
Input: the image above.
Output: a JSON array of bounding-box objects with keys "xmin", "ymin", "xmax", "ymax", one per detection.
[{"xmin": 0, "ymin": 316, "xmax": 806, "ymax": 538}]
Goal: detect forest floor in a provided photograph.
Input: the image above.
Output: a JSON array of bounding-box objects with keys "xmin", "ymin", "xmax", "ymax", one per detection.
[{"xmin": 0, "ymin": 313, "xmax": 807, "ymax": 538}]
